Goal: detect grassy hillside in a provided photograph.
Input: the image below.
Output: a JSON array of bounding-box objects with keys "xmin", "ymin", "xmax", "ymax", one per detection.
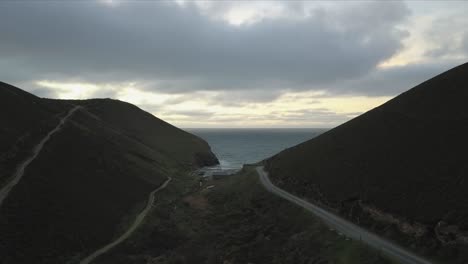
[
  {"xmin": 0, "ymin": 83, "xmax": 218, "ymax": 264},
  {"xmin": 265, "ymin": 62, "xmax": 468, "ymax": 263},
  {"xmin": 93, "ymin": 167, "xmax": 395, "ymax": 264}
]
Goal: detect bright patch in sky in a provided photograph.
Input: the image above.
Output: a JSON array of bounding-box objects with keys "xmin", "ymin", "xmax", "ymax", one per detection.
[
  {"xmin": 2, "ymin": 1, "xmax": 468, "ymax": 128},
  {"xmin": 36, "ymin": 81, "xmax": 101, "ymax": 99},
  {"xmin": 36, "ymin": 80, "xmax": 390, "ymax": 128}
]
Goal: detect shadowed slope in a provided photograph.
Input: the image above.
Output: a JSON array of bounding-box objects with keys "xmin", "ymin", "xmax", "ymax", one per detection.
[
  {"xmin": 0, "ymin": 82, "xmax": 70, "ymax": 184},
  {"xmin": 266, "ymin": 62, "xmax": 468, "ymax": 262},
  {"xmin": 0, "ymin": 83, "xmax": 218, "ymax": 264}
]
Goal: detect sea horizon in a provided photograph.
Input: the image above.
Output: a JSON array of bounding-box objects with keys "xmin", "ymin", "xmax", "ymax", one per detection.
[{"xmin": 187, "ymin": 127, "xmax": 328, "ymax": 170}]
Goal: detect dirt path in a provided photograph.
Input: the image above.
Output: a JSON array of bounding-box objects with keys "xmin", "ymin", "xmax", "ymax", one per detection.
[
  {"xmin": 79, "ymin": 177, "xmax": 172, "ymax": 264},
  {"xmin": 0, "ymin": 105, "xmax": 81, "ymax": 207}
]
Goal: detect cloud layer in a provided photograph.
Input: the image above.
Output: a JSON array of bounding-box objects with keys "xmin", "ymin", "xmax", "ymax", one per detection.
[
  {"xmin": 1, "ymin": 1, "xmax": 408, "ymax": 92},
  {"xmin": 1, "ymin": 1, "xmax": 467, "ymax": 127}
]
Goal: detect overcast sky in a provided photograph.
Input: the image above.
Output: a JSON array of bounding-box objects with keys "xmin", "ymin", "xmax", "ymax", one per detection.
[{"xmin": 1, "ymin": 1, "xmax": 467, "ymax": 128}]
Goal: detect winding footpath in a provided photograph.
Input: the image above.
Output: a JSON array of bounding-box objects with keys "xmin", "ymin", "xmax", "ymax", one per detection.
[
  {"xmin": 0, "ymin": 105, "xmax": 82, "ymax": 208},
  {"xmin": 79, "ymin": 177, "xmax": 172, "ymax": 264},
  {"xmin": 256, "ymin": 166, "xmax": 432, "ymax": 264}
]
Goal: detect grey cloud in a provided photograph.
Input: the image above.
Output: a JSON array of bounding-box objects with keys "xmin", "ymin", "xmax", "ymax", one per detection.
[
  {"xmin": 422, "ymin": 13, "xmax": 468, "ymax": 59},
  {"xmin": 206, "ymin": 108, "xmax": 352, "ymax": 126},
  {"xmin": 162, "ymin": 94, "xmax": 198, "ymax": 106},
  {"xmin": 210, "ymin": 90, "xmax": 283, "ymax": 107},
  {"xmin": 0, "ymin": 1, "xmax": 410, "ymax": 96},
  {"xmin": 462, "ymin": 32, "xmax": 468, "ymax": 54},
  {"xmin": 164, "ymin": 110, "xmax": 215, "ymax": 118},
  {"xmin": 136, "ymin": 103, "xmax": 162, "ymax": 113},
  {"xmin": 335, "ymin": 61, "xmax": 464, "ymax": 96},
  {"xmin": 166, "ymin": 107, "xmax": 350, "ymax": 127},
  {"xmin": 278, "ymin": 108, "xmax": 353, "ymax": 123},
  {"xmin": 29, "ymin": 87, "xmax": 59, "ymax": 98}
]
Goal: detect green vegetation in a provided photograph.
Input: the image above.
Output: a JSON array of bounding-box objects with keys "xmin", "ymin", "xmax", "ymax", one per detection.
[{"xmin": 97, "ymin": 167, "xmax": 395, "ymax": 264}]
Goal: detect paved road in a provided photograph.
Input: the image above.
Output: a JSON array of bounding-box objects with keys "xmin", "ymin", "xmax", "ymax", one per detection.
[
  {"xmin": 0, "ymin": 105, "xmax": 82, "ymax": 208},
  {"xmin": 79, "ymin": 177, "xmax": 172, "ymax": 264},
  {"xmin": 256, "ymin": 166, "xmax": 432, "ymax": 264}
]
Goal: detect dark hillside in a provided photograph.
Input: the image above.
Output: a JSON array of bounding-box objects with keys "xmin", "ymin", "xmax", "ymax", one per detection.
[
  {"xmin": 0, "ymin": 83, "xmax": 218, "ymax": 263},
  {"xmin": 265, "ymin": 62, "xmax": 468, "ymax": 262},
  {"xmin": 0, "ymin": 82, "xmax": 69, "ymax": 184},
  {"xmin": 75, "ymin": 99, "xmax": 218, "ymax": 167}
]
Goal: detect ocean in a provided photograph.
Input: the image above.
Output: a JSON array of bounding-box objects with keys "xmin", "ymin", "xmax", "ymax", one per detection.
[{"xmin": 186, "ymin": 128, "xmax": 327, "ymax": 170}]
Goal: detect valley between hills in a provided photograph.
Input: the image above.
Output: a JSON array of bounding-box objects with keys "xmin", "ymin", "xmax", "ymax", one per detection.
[{"xmin": 1, "ymin": 63, "xmax": 468, "ymax": 264}]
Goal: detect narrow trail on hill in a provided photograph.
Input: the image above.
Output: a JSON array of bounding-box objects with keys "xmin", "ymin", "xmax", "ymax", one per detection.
[
  {"xmin": 256, "ymin": 166, "xmax": 432, "ymax": 264},
  {"xmin": 79, "ymin": 176, "xmax": 172, "ymax": 264},
  {"xmin": 0, "ymin": 105, "xmax": 82, "ymax": 208}
]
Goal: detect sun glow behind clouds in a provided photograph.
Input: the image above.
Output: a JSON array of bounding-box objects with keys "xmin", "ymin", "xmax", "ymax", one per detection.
[
  {"xmin": 117, "ymin": 87, "xmax": 175, "ymax": 106},
  {"xmin": 223, "ymin": 3, "xmax": 286, "ymax": 26},
  {"xmin": 99, "ymin": 0, "xmax": 119, "ymax": 7},
  {"xmin": 176, "ymin": 0, "xmax": 290, "ymax": 26},
  {"xmin": 36, "ymin": 81, "xmax": 178, "ymax": 105},
  {"xmin": 36, "ymin": 81, "xmax": 100, "ymax": 99}
]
